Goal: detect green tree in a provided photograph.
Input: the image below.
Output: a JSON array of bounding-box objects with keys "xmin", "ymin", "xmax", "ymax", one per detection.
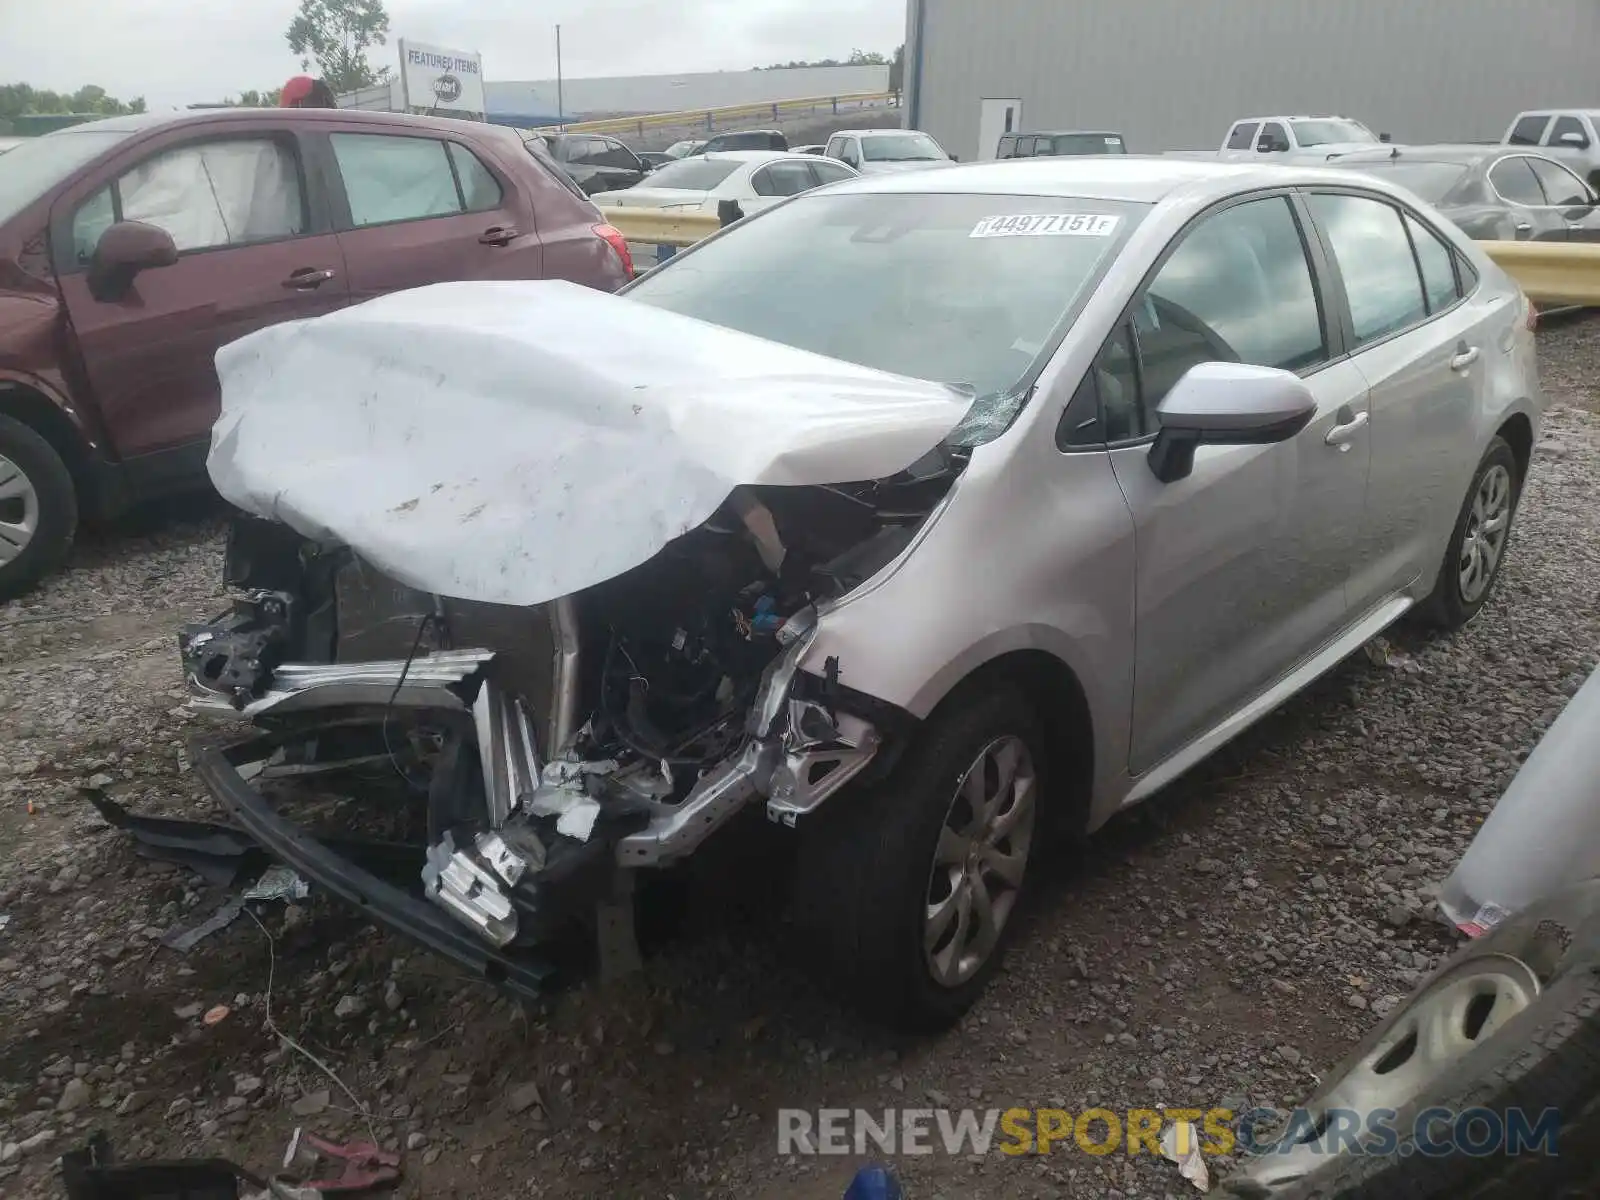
[
  {"xmin": 888, "ymin": 44, "xmax": 905, "ymax": 95},
  {"xmin": 0, "ymin": 82, "xmax": 145, "ymax": 122},
  {"xmin": 226, "ymin": 89, "xmax": 282, "ymax": 107},
  {"xmin": 847, "ymin": 49, "xmax": 889, "ymax": 66},
  {"xmin": 285, "ymin": 0, "xmax": 392, "ymax": 95}
]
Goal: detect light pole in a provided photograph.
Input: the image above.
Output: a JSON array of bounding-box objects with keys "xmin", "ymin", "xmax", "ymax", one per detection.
[{"xmin": 555, "ymin": 24, "xmax": 564, "ymax": 129}]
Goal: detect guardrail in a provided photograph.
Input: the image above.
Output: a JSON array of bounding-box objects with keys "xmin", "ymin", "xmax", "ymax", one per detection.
[
  {"xmin": 598, "ymin": 212, "xmax": 1600, "ymax": 305},
  {"xmin": 534, "ymin": 92, "xmax": 894, "ymax": 138},
  {"xmin": 1481, "ymin": 241, "xmax": 1600, "ymax": 306}
]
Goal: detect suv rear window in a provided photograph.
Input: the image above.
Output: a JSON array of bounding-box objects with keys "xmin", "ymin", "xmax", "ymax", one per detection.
[
  {"xmin": 642, "ymin": 158, "xmax": 742, "ymax": 190},
  {"xmin": 1051, "ymin": 134, "xmax": 1125, "ymax": 155}
]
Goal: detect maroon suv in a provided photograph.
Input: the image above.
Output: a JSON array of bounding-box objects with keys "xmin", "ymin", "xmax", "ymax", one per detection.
[{"xmin": 0, "ymin": 108, "xmax": 633, "ymax": 599}]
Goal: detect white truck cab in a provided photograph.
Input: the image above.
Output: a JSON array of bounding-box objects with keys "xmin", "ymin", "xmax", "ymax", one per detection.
[
  {"xmin": 1220, "ymin": 115, "xmax": 1382, "ymax": 157},
  {"xmin": 1504, "ymin": 111, "xmax": 1600, "ymax": 188}
]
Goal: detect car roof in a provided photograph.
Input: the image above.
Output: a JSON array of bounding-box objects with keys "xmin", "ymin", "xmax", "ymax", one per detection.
[
  {"xmin": 1237, "ymin": 115, "xmax": 1363, "ymax": 123},
  {"xmin": 830, "ymin": 128, "xmax": 930, "ymax": 137},
  {"xmin": 815, "ymin": 155, "xmax": 1422, "ymax": 204},
  {"xmin": 698, "ymin": 150, "xmax": 795, "ymax": 163},
  {"xmin": 47, "ymin": 107, "xmax": 504, "ymax": 138},
  {"xmin": 709, "ymin": 129, "xmax": 782, "ymax": 137},
  {"xmin": 1010, "ymin": 130, "xmax": 1123, "ymax": 137},
  {"xmin": 1515, "ymin": 109, "xmax": 1600, "ymax": 119}
]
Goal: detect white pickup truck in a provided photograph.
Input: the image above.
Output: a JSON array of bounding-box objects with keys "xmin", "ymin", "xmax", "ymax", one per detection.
[{"xmin": 1167, "ymin": 115, "xmax": 1385, "ymax": 161}]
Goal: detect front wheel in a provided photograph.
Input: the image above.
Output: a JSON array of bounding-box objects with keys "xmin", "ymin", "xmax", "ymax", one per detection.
[
  {"xmin": 0, "ymin": 413, "xmax": 78, "ymax": 602},
  {"xmin": 790, "ymin": 687, "xmax": 1047, "ymax": 1031},
  {"xmin": 1416, "ymin": 437, "xmax": 1520, "ymax": 631}
]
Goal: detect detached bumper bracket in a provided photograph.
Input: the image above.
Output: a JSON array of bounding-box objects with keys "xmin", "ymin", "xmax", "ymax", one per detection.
[{"xmin": 192, "ymin": 734, "xmax": 555, "ymax": 1000}]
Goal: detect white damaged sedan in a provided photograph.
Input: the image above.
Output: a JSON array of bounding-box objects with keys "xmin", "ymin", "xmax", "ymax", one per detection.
[{"xmin": 180, "ymin": 158, "xmax": 1540, "ymax": 1029}]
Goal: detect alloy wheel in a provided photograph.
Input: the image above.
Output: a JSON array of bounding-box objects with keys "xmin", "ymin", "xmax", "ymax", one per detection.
[
  {"xmin": 1458, "ymin": 464, "xmax": 1512, "ymax": 604},
  {"xmin": 0, "ymin": 452, "xmax": 39, "ymax": 567},
  {"xmin": 923, "ymin": 734, "xmax": 1037, "ymax": 988}
]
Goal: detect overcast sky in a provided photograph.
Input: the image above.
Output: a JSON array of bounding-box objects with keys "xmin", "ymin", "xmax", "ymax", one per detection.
[{"xmin": 0, "ymin": 0, "xmax": 905, "ymax": 110}]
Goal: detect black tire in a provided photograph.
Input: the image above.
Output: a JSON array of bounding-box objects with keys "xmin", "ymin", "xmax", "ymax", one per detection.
[
  {"xmin": 1221, "ymin": 882, "xmax": 1600, "ymax": 1199},
  {"xmin": 0, "ymin": 413, "xmax": 77, "ymax": 602},
  {"xmin": 1415, "ymin": 437, "xmax": 1520, "ymax": 631},
  {"xmin": 789, "ymin": 686, "xmax": 1048, "ymax": 1031}
]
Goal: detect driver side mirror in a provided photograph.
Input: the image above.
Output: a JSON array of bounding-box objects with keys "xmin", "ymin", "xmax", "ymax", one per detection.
[
  {"xmin": 88, "ymin": 221, "xmax": 178, "ymax": 302},
  {"xmin": 1559, "ymin": 130, "xmax": 1591, "ymax": 149},
  {"xmin": 1147, "ymin": 362, "xmax": 1317, "ymax": 483}
]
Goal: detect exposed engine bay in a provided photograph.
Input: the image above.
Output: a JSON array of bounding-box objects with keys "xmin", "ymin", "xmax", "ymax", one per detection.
[{"xmin": 179, "ymin": 457, "xmax": 961, "ymax": 956}]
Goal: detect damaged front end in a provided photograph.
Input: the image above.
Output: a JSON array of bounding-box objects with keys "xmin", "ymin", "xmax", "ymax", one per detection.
[{"xmin": 179, "ymin": 465, "xmax": 953, "ymax": 990}]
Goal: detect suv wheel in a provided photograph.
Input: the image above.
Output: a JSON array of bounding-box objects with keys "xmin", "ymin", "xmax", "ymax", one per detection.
[
  {"xmin": 0, "ymin": 413, "xmax": 78, "ymax": 602},
  {"xmin": 1417, "ymin": 436, "xmax": 1520, "ymax": 631},
  {"xmin": 791, "ymin": 687, "xmax": 1046, "ymax": 1030}
]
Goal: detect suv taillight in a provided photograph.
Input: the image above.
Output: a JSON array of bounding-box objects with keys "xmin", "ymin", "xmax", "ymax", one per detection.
[{"xmin": 593, "ymin": 223, "xmax": 634, "ymax": 279}]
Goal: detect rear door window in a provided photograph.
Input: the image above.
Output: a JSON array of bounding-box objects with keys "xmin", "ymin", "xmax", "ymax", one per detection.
[
  {"xmin": 1508, "ymin": 114, "xmax": 1550, "ymax": 145},
  {"xmin": 1404, "ymin": 213, "xmax": 1461, "ymax": 314},
  {"xmin": 71, "ymin": 136, "xmax": 306, "ymax": 260},
  {"xmin": 1488, "ymin": 156, "xmax": 1546, "ymax": 206},
  {"xmin": 447, "ymin": 143, "xmax": 503, "ymax": 212},
  {"xmin": 751, "ymin": 161, "xmax": 816, "ymax": 197},
  {"xmin": 1307, "ymin": 193, "xmax": 1427, "ymax": 345},
  {"xmin": 1226, "ymin": 122, "xmax": 1259, "ymax": 150},
  {"xmin": 1528, "ymin": 156, "xmax": 1591, "ymax": 206},
  {"xmin": 330, "ymin": 133, "xmax": 463, "ymax": 227}
]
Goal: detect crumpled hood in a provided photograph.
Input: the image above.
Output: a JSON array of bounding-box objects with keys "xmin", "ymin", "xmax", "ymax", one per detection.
[{"xmin": 210, "ymin": 279, "xmax": 972, "ymax": 607}]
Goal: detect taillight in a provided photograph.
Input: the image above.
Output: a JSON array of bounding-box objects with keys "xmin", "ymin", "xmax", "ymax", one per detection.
[{"xmin": 593, "ymin": 223, "xmax": 634, "ymax": 279}]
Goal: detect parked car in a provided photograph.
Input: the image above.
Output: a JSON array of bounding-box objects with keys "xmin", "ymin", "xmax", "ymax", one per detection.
[
  {"xmin": 603, "ymin": 151, "xmax": 858, "ymax": 218},
  {"xmin": 823, "ymin": 128, "xmax": 954, "ymax": 173},
  {"xmin": 661, "ymin": 139, "xmax": 705, "ymax": 160},
  {"xmin": 793, "ymin": 145, "xmax": 826, "ymax": 156},
  {"xmin": 996, "ymin": 130, "xmax": 1127, "ymax": 159},
  {"xmin": 1228, "ymin": 664, "xmax": 1600, "ymax": 1197},
  {"xmin": 0, "ymin": 108, "xmax": 633, "ymax": 599},
  {"xmin": 636, "ymin": 150, "xmax": 674, "ymax": 169},
  {"xmin": 1310, "ymin": 144, "xmax": 1600, "ymax": 242},
  {"xmin": 525, "ymin": 132, "xmax": 652, "ymax": 195},
  {"xmin": 1504, "ymin": 109, "xmax": 1600, "ymax": 188},
  {"xmin": 179, "ymin": 157, "xmax": 1539, "ymax": 1031},
  {"xmin": 685, "ymin": 129, "xmax": 788, "ymax": 155},
  {"xmin": 1219, "ymin": 114, "xmax": 1382, "ymax": 157}
]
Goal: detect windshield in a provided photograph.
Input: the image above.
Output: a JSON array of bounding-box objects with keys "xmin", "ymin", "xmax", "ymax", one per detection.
[
  {"xmin": 626, "ymin": 192, "xmax": 1146, "ymax": 445},
  {"xmin": 1343, "ymin": 161, "xmax": 1472, "ymax": 203},
  {"xmin": 640, "ymin": 158, "xmax": 741, "ymax": 190},
  {"xmin": 0, "ymin": 129, "xmax": 133, "ymax": 227},
  {"xmin": 861, "ymin": 133, "xmax": 947, "ymax": 162},
  {"xmin": 1290, "ymin": 119, "xmax": 1377, "ymax": 148}
]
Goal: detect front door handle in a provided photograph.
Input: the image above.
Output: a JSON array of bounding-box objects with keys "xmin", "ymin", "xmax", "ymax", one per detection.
[
  {"xmin": 1324, "ymin": 410, "xmax": 1369, "ymax": 450},
  {"xmin": 1450, "ymin": 346, "xmax": 1481, "ymax": 371},
  {"xmin": 479, "ymin": 226, "xmax": 519, "ymax": 246},
  {"xmin": 282, "ymin": 267, "xmax": 336, "ymax": 290},
  {"xmin": 1514, "ymin": 221, "xmax": 1533, "ymax": 236}
]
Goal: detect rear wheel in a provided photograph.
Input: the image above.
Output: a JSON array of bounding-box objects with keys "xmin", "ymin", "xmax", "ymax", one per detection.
[
  {"xmin": 790, "ymin": 687, "xmax": 1047, "ymax": 1030},
  {"xmin": 1416, "ymin": 437, "xmax": 1519, "ymax": 631},
  {"xmin": 0, "ymin": 413, "xmax": 77, "ymax": 602}
]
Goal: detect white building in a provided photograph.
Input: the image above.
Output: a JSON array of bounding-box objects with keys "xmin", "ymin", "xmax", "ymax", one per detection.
[{"xmin": 902, "ymin": 0, "xmax": 1600, "ymax": 160}]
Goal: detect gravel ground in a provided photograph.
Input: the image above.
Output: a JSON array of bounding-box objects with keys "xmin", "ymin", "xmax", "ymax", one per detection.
[{"xmin": 0, "ymin": 319, "xmax": 1597, "ymax": 1199}]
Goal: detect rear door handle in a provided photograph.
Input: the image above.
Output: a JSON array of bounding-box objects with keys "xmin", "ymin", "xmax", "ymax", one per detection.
[
  {"xmin": 1450, "ymin": 346, "xmax": 1481, "ymax": 371},
  {"xmin": 282, "ymin": 267, "xmax": 336, "ymax": 289},
  {"xmin": 1514, "ymin": 221, "xmax": 1533, "ymax": 235},
  {"xmin": 479, "ymin": 226, "xmax": 519, "ymax": 246},
  {"xmin": 1324, "ymin": 411, "xmax": 1369, "ymax": 450}
]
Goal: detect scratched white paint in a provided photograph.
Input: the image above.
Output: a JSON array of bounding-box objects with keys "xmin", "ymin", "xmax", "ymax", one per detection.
[{"xmin": 210, "ymin": 279, "xmax": 971, "ymax": 606}]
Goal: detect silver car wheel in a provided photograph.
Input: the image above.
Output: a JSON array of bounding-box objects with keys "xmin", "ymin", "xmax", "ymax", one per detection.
[
  {"xmin": 1458, "ymin": 464, "xmax": 1512, "ymax": 604},
  {"xmin": 923, "ymin": 734, "xmax": 1036, "ymax": 989},
  {"xmin": 1238, "ymin": 952, "xmax": 1540, "ymax": 1188},
  {"xmin": 0, "ymin": 452, "xmax": 40, "ymax": 567}
]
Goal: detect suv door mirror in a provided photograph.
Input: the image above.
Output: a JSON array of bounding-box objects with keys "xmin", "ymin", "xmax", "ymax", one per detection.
[
  {"xmin": 1147, "ymin": 362, "xmax": 1317, "ymax": 483},
  {"xmin": 1558, "ymin": 130, "xmax": 1590, "ymax": 149},
  {"xmin": 88, "ymin": 220, "xmax": 178, "ymax": 302}
]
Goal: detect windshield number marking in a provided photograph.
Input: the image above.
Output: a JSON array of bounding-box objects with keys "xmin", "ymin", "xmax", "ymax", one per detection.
[{"xmin": 970, "ymin": 214, "xmax": 1120, "ymax": 239}]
